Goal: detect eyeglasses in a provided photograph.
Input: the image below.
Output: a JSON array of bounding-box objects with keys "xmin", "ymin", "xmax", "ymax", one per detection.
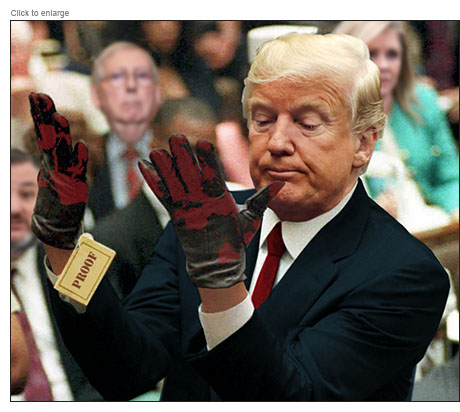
[{"xmin": 101, "ymin": 70, "xmax": 154, "ymax": 87}]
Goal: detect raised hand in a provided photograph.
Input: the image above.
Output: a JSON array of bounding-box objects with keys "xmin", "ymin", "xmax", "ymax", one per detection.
[
  {"xmin": 139, "ymin": 135, "xmax": 283, "ymax": 288},
  {"xmin": 29, "ymin": 93, "xmax": 89, "ymax": 249}
]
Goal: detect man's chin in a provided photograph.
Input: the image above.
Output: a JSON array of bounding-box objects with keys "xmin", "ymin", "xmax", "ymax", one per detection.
[
  {"xmin": 11, "ymin": 230, "xmax": 28, "ymax": 245},
  {"xmin": 268, "ymin": 195, "xmax": 299, "ymax": 221},
  {"xmin": 11, "ymin": 231, "xmax": 36, "ymax": 257}
]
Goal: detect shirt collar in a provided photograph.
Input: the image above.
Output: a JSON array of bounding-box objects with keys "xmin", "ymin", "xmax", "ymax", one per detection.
[
  {"xmin": 107, "ymin": 130, "xmax": 153, "ymax": 160},
  {"xmin": 141, "ymin": 182, "xmax": 171, "ymax": 229},
  {"xmin": 13, "ymin": 245, "xmax": 37, "ymax": 281},
  {"xmin": 259, "ymin": 181, "xmax": 358, "ymax": 260}
]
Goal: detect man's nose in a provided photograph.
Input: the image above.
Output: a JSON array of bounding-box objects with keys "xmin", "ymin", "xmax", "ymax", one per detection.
[
  {"xmin": 11, "ymin": 191, "xmax": 22, "ymax": 217},
  {"xmin": 125, "ymin": 73, "xmax": 138, "ymax": 91},
  {"xmin": 267, "ymin": 116, "xmax": 295, "ymax": 156}
]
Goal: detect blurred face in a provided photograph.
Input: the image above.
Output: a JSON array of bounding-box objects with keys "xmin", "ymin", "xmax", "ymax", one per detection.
[
  {"xmin": 155, "ymin": 115, "xmax": 216, "ymax": 150},
  {"xmin": 11, "ymin": 162, "xmax": 38, "ymax": 245},
  {"xmin": 168, "ymin": 115, "xmax": 216, "ymax": 146},
  {"xmin": 92, "ymin": 48, "xmax": 160, "ymax": 132},
  {"xmin": 248, "ymin": 79, "xmax": 362, "ymax": 221},
  {"xmin": 367, "ymin": 28, "xmax": 403, "ymax": 100},
  {"xmin": 143, "ymin": 21, "xmax": 181, "ymax": 54}
]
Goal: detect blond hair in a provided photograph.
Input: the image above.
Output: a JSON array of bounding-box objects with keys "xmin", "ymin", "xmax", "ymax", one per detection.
[
  {"xmin": 333, "ymin": 21, "xmax": 420, "ymax": 123},
  {"xmin": 241, "ymin": 33, "xmax": 387, "ymax": 143},
  {"xmin": 91, "ymin": 41, "xmax": 158, "ymax": 84}
]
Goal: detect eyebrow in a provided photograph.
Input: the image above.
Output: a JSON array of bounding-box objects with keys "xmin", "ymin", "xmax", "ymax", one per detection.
[
  {"xmin": 247, "ymin": 97, "xmax": 274, "ymax": 113},
  {"xmin": 18, "ymin": 182, "xmax": 37, "ymax": 188},
  {"xmin": 289, "ymin": 99, "xmax": 331, "ymax": 120}
]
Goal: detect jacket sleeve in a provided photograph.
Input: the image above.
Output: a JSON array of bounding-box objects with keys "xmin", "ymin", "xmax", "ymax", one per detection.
[
  {"xmin": 47, "ymin": 224, "xmax": 181, "ymax": 401},
  {"xmin": 187, "ymin": 240, "xmax": 450, "ymax": 401}
]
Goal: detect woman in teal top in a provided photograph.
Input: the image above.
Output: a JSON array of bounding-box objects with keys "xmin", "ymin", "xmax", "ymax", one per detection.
[{"xmin": 335, "ymin": 21, "xmax": 459, "ymax": 219}]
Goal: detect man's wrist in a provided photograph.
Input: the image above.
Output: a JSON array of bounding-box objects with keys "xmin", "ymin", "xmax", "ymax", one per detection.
[
  {"xmin": 198, "ymin": 281, "xmax": 248, "ymax": 313},
  {"xmin": 199, "ymin": 291, "xmax": 254, "ymax": 350},
  {"xmin": 43, "ymin": 243, "xmax": 74, "ymax": 275},
  {"xmin": 43, "ymin": 254, "xmax": 86, "ymax": 314}
]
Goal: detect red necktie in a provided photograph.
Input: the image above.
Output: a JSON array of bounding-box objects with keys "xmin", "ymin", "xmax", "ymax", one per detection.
[
  {"xmin": 251, "ymin": 222, "xmax": 286, "ymax": 309},
  {"xmin": 11, "ymin": 269, "xmax": 53, "ymax": 401},
  {"xmin": 124, "ymin": 148, "xmax": 142, "ymax": 200}
]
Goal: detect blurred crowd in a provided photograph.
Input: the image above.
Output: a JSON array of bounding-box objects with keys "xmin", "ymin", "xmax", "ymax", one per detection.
[{"xmin": 11, "ymin": 20, "xmax": 459, "ymax": 401}]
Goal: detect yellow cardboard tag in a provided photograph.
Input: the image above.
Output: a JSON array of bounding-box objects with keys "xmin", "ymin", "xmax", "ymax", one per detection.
[{"xmin": 54, "ymin": 235, "xmax": 116, "ymax": 306}]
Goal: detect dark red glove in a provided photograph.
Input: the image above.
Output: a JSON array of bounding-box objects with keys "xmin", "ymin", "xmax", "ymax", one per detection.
[
  {"xmin": 29, "ymin": 93, "xmax": 89, "ymax": 249},
  {"xmin": 139, "ymin": 135, "xmax": 284, "ymax": 288}
]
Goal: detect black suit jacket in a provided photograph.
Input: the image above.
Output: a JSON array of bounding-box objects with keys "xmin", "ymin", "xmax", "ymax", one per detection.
[
  {"xmin": 90, "ymin": 190, "xmax": 164, "ymax": 300},
  {"xmin": 48, "ymin": 180, "xmax": 449, "ymax": 401},
  {"xmin": 87, "ymin": 142, "xmax": 116, "ymax": 222},
  {"xmin": 35, "ymin": 244, "xmax": 102, "ymax": 401}
]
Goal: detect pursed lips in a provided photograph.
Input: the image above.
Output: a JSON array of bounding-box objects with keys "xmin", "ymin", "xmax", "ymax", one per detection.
[{"xmin": 265, "ymin": 167, "xmax": 299, "ymax": 179}]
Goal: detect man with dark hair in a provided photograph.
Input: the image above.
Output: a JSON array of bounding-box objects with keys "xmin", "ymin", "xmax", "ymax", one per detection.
[{"xmin": 11, "ymin": 148, "xmax": 102, "ymax": 401}]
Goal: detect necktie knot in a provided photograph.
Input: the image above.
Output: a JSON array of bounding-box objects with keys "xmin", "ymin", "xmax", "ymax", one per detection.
[
  {"xmin": 123, "ymin": 148, "xmax": 138, "ymax": 162},
  {"xmin": 267, "ymin": 222, "xmax": 285, "ymax": 257}
]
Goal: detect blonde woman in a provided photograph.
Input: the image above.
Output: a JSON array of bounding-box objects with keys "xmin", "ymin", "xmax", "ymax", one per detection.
[{"xmin": 335, "ymin": 21, "xmax": 459, "ymax": 231}]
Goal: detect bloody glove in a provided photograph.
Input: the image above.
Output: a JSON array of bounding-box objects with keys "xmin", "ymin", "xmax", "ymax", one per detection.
[
  {"xmin": 139, "ymin": 135, "xmax": 284, "ymax": 288},
  {"xmin": 29, "ymin": 93, "xmax": 89, "ymax": 249}
]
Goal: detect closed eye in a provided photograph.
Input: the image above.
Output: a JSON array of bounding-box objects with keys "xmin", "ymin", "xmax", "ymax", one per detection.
[
  {"xmin": 256, "ymin": 120, "xmax": 271, "ymax": 126},
  {"xmin": 300, "ymin": 123, "xmax": 320, "ymax": 131}
]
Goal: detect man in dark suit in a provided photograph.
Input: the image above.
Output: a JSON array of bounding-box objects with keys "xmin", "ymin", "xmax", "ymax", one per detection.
[
  {"xmin": 10, "ymin": 149, "xmax": 102, "ymax": 401},
  {"xmin": 86, "ymin": 41, "xmax": 162, "ymax": 222},
  {"xmin": 31, "ymin": 32, "xmax": 448, "ymax": 401}
]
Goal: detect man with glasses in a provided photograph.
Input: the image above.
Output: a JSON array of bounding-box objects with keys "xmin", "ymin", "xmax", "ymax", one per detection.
[{"xmin": 87, "ymin": 42, "xmax": 162, "ymax": 222}]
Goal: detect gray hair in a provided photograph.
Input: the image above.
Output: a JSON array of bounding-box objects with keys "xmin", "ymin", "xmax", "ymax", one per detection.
[{"xmin": 91, "ymin": 41, "xmax": 158, "ymax": 84}]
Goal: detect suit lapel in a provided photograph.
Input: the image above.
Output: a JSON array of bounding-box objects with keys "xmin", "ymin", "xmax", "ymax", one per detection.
[
  {"xmin": 254, "ymin": 179, "xmax": 372, "ymax": 339},
  {"xmin": 244, "ymin": 230, "xmax": 260, "ymax": 290},
  {"xmin": 258, "ymin": 240, "xmax": 338, "ymax": 338},
  {"xmin": 88, "ymin": 137, "xmax": 116, "ymax": 220}
]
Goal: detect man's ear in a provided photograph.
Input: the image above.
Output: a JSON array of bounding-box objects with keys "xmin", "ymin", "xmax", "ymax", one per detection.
[
  {"xmin": 90, "ymin": 84, "xmax": 101, "ymax": 110},
  {"xmin": 352, "ymin": 127, "xmax": 379, "ymax": 169}
]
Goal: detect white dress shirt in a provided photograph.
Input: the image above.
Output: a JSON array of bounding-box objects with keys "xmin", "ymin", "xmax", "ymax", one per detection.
[
  {"xmin": 12, "ymin": 246, "xmax": 74, "ymax": 401},
  {"xmin": 141, "ymin": 182, "xmax": 171, "ymax": 230},
  {"xmin": 199, "ymin": 182, "xmax": 358, "ymax": 350}
]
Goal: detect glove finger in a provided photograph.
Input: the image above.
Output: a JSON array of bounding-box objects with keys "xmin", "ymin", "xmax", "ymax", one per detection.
[
  {"xmin": 169, "ymin": 135, "xmax": 203, "ymax": 194},
  {"xmin": 139, "ymin": 159, "xmax": 171, "ymax": 207},
  {"xmin": 29, "ymin": 93, "xmax": 58, "ymax": 151},
  {"xmin": 195, "ymin": 139, "xmax": 227, "ymax": 197},
  {"xmin": 149, "ymin": 147, "xmax": 186, "ymax": 202},
  {"xmin": 238, "ymin": 181, "xmax": 285, "ymax": 245},
  {"xmin": 51, "ymin": 112, "xmax": 74, "ymax": 170},
  {"xmin": 69, "ymin": 141, "xmax": 89, "ymax": 178}
]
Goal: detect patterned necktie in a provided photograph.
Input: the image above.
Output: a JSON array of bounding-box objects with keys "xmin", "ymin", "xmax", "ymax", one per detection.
[
  {"xmin": 251, "ymin": 222, "xmax": 286, "ymax": 309},
  {"xmin": 11, "ymin": 268, "xmax": 53, "ymax": 401},
  {"xmin": 124, "ymin": 148, "xmax": 142, "ymax": 200}
]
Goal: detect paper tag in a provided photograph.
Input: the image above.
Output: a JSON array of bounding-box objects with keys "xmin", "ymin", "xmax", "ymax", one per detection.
[{"xmin": 54, "ymin": 235, "xmax": 116, "ymax": 306}]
